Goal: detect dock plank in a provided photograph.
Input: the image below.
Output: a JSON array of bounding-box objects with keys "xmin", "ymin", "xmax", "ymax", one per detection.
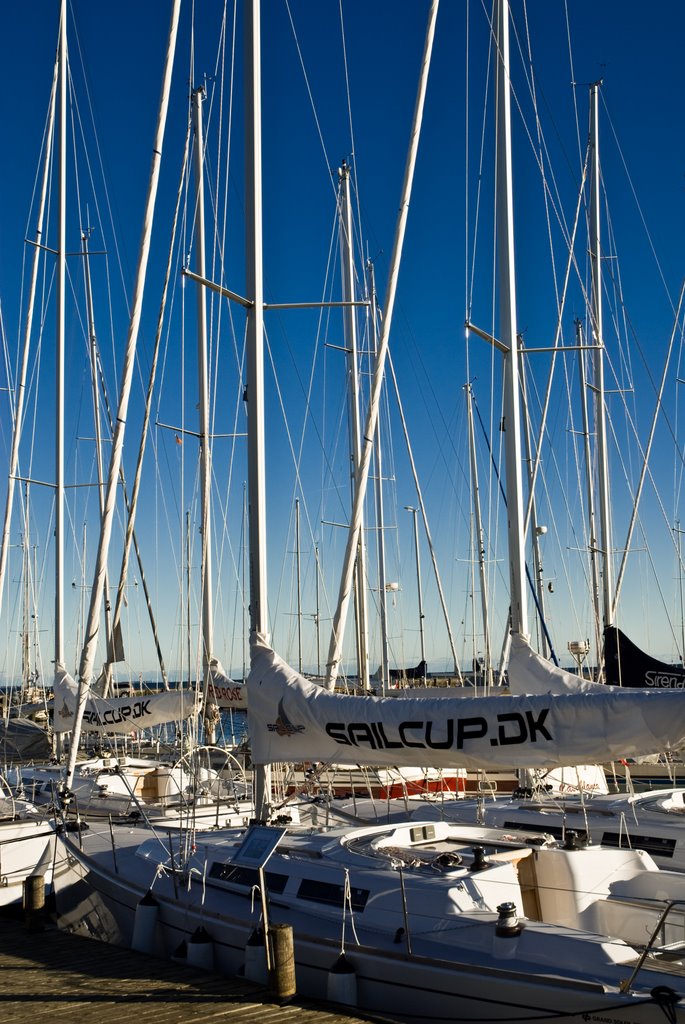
[{"xmin": 0, "ymin": 914, "xmax": 388, "ymax": 1024}]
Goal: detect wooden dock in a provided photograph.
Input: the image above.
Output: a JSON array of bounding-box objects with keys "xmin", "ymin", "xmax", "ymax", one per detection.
[{"xmin": 0, "ymin": 911, "xmax": 391, "ymax": 1024}]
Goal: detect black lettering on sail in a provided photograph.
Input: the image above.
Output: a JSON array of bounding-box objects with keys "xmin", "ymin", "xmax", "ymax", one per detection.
[
  {"xmin": 425, "ymin": 719, "xmax": 454, "ymax": 749},
  {"xmin": 398, "ymin": 722, "xmax": 425, "ymax": 748},
  {"xmin": 456, "ymin": 717, "xmax": 487, "ymax": 748},
  {"xmin": 497, "ymin": 712, "xmax": 527, "ymax": 745},
  {"xmin": 525, "ymin": 708, "xmax": 552, "ymax": 741}
]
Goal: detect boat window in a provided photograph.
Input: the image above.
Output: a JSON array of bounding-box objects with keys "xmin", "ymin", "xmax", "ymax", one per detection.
[
  {"xmin": 208, "ymin": 862, "xmax": 288, "ymax": 893},
  {"xmin": 600, "ymin": 832, "xmax": 676, "ymax": 858},
  {"xmin": 297, "ymin": 878, "xmax": 369, "ymax": 911}
]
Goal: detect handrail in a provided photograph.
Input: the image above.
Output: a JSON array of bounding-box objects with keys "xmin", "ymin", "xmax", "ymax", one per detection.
[{"xmin": 620, "ymin": 898, "xmax": 685, "ymax": 993}]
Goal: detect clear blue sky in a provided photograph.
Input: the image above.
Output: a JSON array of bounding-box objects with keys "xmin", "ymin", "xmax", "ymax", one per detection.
[{"xmin": 0, "ymin": 2, "xmax": 683, "ymax": 687}]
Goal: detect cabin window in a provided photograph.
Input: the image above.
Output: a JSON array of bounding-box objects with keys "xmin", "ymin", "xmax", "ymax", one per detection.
[
  {"xmin": 297, "ymin": 878, "xmax": 369, "ymax": 911},
  {"xmin": 600, "ymin": 832, "xmax": 676, "ymax": 858},
  {"xmin": 208, "ymin": 863, "xmax": 288, "ymax": 893}
]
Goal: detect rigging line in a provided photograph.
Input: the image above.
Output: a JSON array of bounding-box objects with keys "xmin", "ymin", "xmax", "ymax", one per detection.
[
  {"xmin": 601, "ymin": 336, "xmax": 685, "ymax": 609},
  {"xmin": 563, "ymin": 0, "xmax": 584, "ymax": 176},
  {"xmin": 387, "ymin": 351, "xmax": 461, "ymax": 679},
  {"xmin": 196, "ymin": 13, "xmax": 240, "ymax": 449},
  {"xmin": 337, "ymin": 0, "xmax": 363, "ymax": 262},
  {"xmin": 284, "ymin": 0, "xmax": 338, "ymax": 200},
  {"xmin": 467, "ymin": 0, "xmax": 493, "ymax": 320},
  {"xmin": 483, "ymin": 0, "xmax": 578, "ymax": 260},
  {"xmin": 601, "ymin": 204, "xmax": 636, "ymax": 404},
  {"xmin": 604, "ymin": 401, "xmax": 682, "ymax": 657},
  {"xmin": 522, "ymin": 146, "xmax": 589, "ymax": 540},
  {"xmin": 600, "ymin": 257, "xmax": 685, "ymax": 484},
  {"xmin": 521, "ymin": 362, "xmax": 595, "ymax": 642},
  {"xmin": 472, "ymin": 396, "xmax": 559, "ymax": 664},
  {"xmin": 68, "ymin": 6, "xmax": 130, "ymax": 328},
  {"xmin": 263, "ymin": 327, "xmax": 337, "ymax": 653},
  {"xmin": 600, "ymin": 92, "xmax": 676, "ymax": 315},
  {"xmin": 521, "ymin": 0, "xmax": 565, "ymax": 341}
]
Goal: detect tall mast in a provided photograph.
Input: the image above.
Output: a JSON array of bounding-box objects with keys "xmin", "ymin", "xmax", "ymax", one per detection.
[
  {"xmin": 245, "ymin": 0, "xmax": 271, "ymax": 820},
  {"xmin": 589, "ymin": 80, "xmax": 613, "ymax": 629},
  {"xmin": 519, "ymin": 351, "xmax": 548, "ymax": 657},
  {"xmin": 0, "ymin": 54, "xmax": 58, "ymax": 620},
  {"xmin": 55, "ymin": 0, "xmax": 67, "ymax": 687},
  {"xmin": 22, "ymin": 494, "xmax": 30, "ymax": 695},
  {"xmin": 324, "ymin": 0, "xmax": 439, "ymax": 688},
  {"xmin": 576, "ymin": 318, "xmax": 602, "ymax": 664},
  {"xmin": 295, "ymin": 497, "xmax": 302, "ymax": 673},
  {"xmin": 82, "ymin": 229, "xmax": 115, "ymax": 683},
  {"xmin": 465, "ymin": 383, "xmax": 493, "ymax": 688},
  {"xmin": 368, "ymin": 260, "xmax": 390, "ymax": 695},
  {"xmin": 405, "ymin": 505, "xmax": 426, "ymax": 682},
  {"xmin": 191, "ymin": 86, "xmax": 216, "ymax": 738},
  {"xmin": 64, "ymin": 0, "xmax": 181, "ymax": 793},
  {"xmin": 495, "ymin": 0, "xmax": 527, "ymax": 639},
  {"xmin": 339, "ymin": 161, "xmax": 370, "ymax": 690}
]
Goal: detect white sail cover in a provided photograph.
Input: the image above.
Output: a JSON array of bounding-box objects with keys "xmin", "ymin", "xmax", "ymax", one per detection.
[
  {"xmin": 206, "ymin": 657, "xmax": 247, "ymax": 710},
  {"xmin": 53, "ymin": 665, "xmax": 196, "ymax": 734},
  {"xmin": 507, "ymin": 633, "xmax": 606, "ymax": 695},
  {"xmin": 248, "ymin": 636, "xmax": 685, "ymax": 769}
]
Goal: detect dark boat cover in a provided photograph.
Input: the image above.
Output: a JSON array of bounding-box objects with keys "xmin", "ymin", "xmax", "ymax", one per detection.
[
  {"xmin": 604, "ymin": 625, "xmax": 685, "ymax": 688},
  {"xmin": 0, "ymin": 717, "xmax": 51, "ymax": 761}
]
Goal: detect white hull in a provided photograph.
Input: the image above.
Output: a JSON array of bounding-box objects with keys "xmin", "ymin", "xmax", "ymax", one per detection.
[
  {"xmin": 0, "ymin": 815, "xmax": 61, "ymax": 906},
  {"xmin": 54, "ymin": 819, "xmax": 685, "ymax": 1023}
]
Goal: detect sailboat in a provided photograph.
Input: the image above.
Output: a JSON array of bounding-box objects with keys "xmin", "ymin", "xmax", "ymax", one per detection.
[{"xmin": 48, "ymin": 3, "xmax": 685, "ymax": 1021}]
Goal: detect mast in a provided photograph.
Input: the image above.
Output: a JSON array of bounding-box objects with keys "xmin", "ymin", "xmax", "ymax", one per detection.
[
  {"xmin": 576, "ymin": 318, "xmax": 602, "ymax": 665},
  {"xmin": 589, "ymin": 80, "xmax": 613, "ymax": 630},
  {"xmin": 324, "ymin": 0, "xmax": 439, "ymax": 688},
  {"xmin": 21, "ymin": 494, "xmax": 30, "ymax": 697},
  {"xmin": 519, "ymin": 349, "xmax": 548, "ymax": 658},
  {"xmin": 191, "ymin": 85, "xmax": 216, "ymax": 740},
  {"xmin": 314, "ymin": 543, "xmax": 321, "ymax": 677},
  {"xmin": 465, "ymin": 382, "xmax": 493, "ymax": 688},
  {"xmin": 405, "ymin": 505, "xmax": 426, "ymax": 683},
  {"xmin": 339, "ymin": 161, "xmax": 370, "ymax": 690},
  {"xmin": 368, "ymin": 260, "xmax": 390, "ymax": 695},
  {"xmin": 0, "ymin": 54, "xmax": 58, "ymax": 621},
  {"xmin": 295, "ymin": 497, "xmax": 302, "ymax": 674},
  {"xmin": 55, "ymin": 0, "xmax": 67, "ymax": 694},
  {"xmin": 82, "ymin": 229, "xmax": 115, "ymax": 682},
  {"xmin": 495, "ymin": 0, "xmax": 527, "ymax": 639},
  {"xmin": 245, "ymin": 0, "xmax": 271, "ymax": 820},
  {"xmin": 64, "ymin": 0, "xmax": 181, "ymax": 793}
]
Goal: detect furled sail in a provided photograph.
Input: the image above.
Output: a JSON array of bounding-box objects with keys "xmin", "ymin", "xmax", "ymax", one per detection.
[
  {"xmin": 604, "ymin": 625, "xmax": 685, "ymax": 688},
  {"xmin": 507, "ymin": 633, "xmax": 606, "ymax": 695},
  {"xmin": 205, "ymin": 657, "xmax": 247, "ymax": 710},
  {"xmin": 53, "ymin": 665, "xmax": 196, "ymax": 734},
  {"xmin": 248, "ymin": 635, "xmax": 685, "ymax": 769}
]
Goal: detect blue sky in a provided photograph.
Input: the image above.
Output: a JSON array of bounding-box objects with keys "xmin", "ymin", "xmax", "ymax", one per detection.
[{"xmin": 0, "ymin": 2, "xmax": 684, "ymax": 686}]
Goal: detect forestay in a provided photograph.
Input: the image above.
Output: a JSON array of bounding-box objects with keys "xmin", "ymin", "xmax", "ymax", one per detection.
[
  {"xmin": 248, "ymin": 635, "xmax": 685, "ymax": 768},
  {"xmin": 54, "ymin": 665, "xmax": 195, "ymax": 734}
]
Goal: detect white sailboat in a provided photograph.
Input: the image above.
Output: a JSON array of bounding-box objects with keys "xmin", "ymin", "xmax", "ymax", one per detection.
[{"xmin": 50, "ymin": 4, "xmax": 685, "ymax": 1021}]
